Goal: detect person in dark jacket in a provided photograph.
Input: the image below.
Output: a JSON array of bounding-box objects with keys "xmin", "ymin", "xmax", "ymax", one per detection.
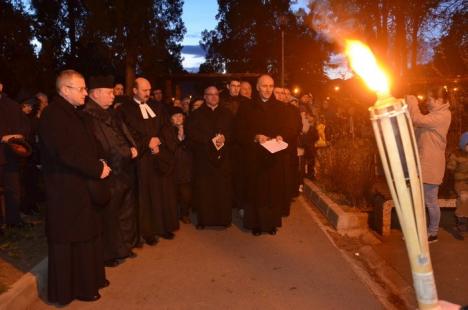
[
  {"xmin": 118, "ymin": 77, "xmax": 177, "ymax": 243},
  {"xmin": 160, "ymin": 107, "xmax": 193, "ymax": 224},
  {"xmin": 83, "ymin": 75, "xmax": 139, "ymax": 267},
  {"xmin": 39, "ymin": 70, "xmax": 111, "ymax": 305},
  {"xmin": 186, "ymin": 86, "xmax": 234, "ymax": 229},
  {"xmin": 0, "ymin": 88, "xmax": 31, "ymax": 228},
  {"xmin": 234, "ymin": 75, "xmax": 289, "ymax": 236}
]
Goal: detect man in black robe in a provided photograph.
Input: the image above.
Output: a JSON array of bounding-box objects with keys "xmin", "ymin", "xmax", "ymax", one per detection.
[
  {"xmin": 274, "ymin": 88, "xmax": 302, "ymax": 215},
  {"xmin": 187, "ymin": 86, "xmax": 234, "ymax": 228},
  {"xmin": 0, "ymin": 87, "xmax": 30, "ymax": 228},
  {"xmin": 118, "ymin": 77, "xmax": 178, "ymax": 244},
  {"xmin": 39, "ymin": 70, "xmax": 111, "ymax": 305},
  {"xmin": 234, "ymin": 75, "xmax": 289, "ymax": 236},
  {"xmin": 83, "ymin": 75, "xmax": 139, "ymax": 267}
]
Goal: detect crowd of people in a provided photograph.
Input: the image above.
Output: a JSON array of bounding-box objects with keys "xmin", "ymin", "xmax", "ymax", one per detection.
[
  {"xmin": 0, "ymin": 72, "xmax": 466, "ymax": 307},
  {"xmin": 0, "ymin": 71, "xmax": 322, "ymax": 305}
]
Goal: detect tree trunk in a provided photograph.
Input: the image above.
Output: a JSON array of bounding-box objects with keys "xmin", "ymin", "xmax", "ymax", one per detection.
[
  {"xmin": 66, "ymin": 0, "xmax": 77, "ymax": 60},
  {"xmin": 125, "ymin": 49, "xmax": 136, "ymax": 96},
  {"xmin": 411, "ymin": 17, "xmax": 421, "ymax": 70},
  {"xmin": 394, "ymin": 1, "xmax": 407, "ymax": 79}
]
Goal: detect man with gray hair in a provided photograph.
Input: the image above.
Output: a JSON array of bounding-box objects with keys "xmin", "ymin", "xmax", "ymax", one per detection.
[
  {"xmin": 234, "ymin": 74, "xmax": 290, "ymax": 236},
  {"xmin": 39, "ymin": 69, "xmax": 111, "ymax": 305}
]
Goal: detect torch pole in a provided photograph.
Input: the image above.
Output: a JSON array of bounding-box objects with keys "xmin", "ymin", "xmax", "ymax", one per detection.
[{"xmin": 369, "ymin": 97, "xmax": 438, "ymax": 309}]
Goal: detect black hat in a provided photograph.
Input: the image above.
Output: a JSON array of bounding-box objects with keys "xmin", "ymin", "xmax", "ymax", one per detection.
[
  {"xmin": 21, "ymin": 97, "xmax": 39, "ymax": 106},
  {"xmin": 88, "ymin": 75, "xmax": 115, "ymax": 89},
  {"xmin": 169, "ymin": 107, "xmax": 184, "ymax": 117},
  {"xmin": 7, "ymin": 138, "xmax": 32, "ymax": 157}
]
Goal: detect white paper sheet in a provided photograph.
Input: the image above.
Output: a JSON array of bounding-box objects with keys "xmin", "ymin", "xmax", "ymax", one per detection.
[
  {"xmin": 212, "ymin": 136, "xmax": 224, "ymax": 151},
  {"xmin": 260, "ymin": 139, "xmax": 288, "ymax": 153}
]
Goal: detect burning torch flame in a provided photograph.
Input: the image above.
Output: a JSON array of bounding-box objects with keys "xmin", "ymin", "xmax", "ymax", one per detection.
[{"xmin": 345, "ymin": 40, "xmax": 390, "ymax": 98}]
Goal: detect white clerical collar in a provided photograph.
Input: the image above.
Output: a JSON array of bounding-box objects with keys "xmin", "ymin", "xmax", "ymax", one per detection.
[
  {"xmin": 133, "ymin": 97, "xmax": 156, "ymax": 119},
  {"xmin": 261, "ymin": 97, "xmax": 269, "ymax": 102}
]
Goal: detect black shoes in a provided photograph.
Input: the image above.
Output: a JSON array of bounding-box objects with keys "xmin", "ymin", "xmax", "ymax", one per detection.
[
  {"xmin": 102, "ymin": 279, "xmax": 110, "ymax": 288},
  {"xmin": 127, "ymin": 251, "xmax": 137, "ymax": 259},
  {"xmin": 160, "ymin": 232, "xmax": 175, "ymax": 240},
  {"xmin": 428, "ymin": 235, "xmax": 438, "ymax": 243},
  {"xmin": 252, "ymin": 229, "xmax": 261, "ymax": 236},
  {"xmin": 251, "ymin": 228, "xmax": 277, "ymax": 236},
  {"xmin": 77, "ymin": 293, "xmax": 101, "ymax": 302},
  {"xmin": 104, "ymin": 259, "xmax": 123, "ymax": 268},
  {"xmin": 144, "ymin": 236, "xmax": 159, "ymax": 246}
]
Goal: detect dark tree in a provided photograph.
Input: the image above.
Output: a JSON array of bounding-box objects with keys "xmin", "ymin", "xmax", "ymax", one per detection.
[
  {"xmin": 432, "ymin": 10, "xmax": 467, "ymax": 76},
  {"xmin": 82, "ymin": 0, "xmax": 186, "ymax": 93},
  {"xmin": 30, "ymin": 0, "xmax": 185, "ymax": 94},
  {"xmin": 0, "ymin": 0, "xmax": 38, "ymax": 95},
  {"xmin": 200, "ymin": 0, "xmax": 330, "ymax": 88},
  {"xmin": 31, "ymin": 0, "xmax": 69, "ymax": 92}
]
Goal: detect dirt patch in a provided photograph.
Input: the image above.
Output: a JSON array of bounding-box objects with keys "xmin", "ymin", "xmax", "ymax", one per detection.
[{"xmin": 0, "ymin": 213, "xmax": 47, "ymax": 295}]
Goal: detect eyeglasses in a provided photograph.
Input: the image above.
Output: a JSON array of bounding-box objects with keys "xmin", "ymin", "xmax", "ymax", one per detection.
[{"xmin": 66, "ymin": 85, "xmax": 88, "ymax": 93}]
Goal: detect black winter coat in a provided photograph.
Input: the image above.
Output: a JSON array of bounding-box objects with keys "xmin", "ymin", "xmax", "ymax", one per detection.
[
  {"xmin": 39, "ymin": 96, "xmax": 104, "ymax": 243},
  {"xmin": 0, "ymin": 95, "xmax": 30, "ymax": 165}
]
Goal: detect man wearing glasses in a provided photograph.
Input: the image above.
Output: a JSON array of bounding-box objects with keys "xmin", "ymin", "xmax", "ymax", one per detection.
[
  {"xmin": 187, "ymin": 86, "xmax": 234, "ymax": 229},
  {"xmin": 39, "ymin": 70, "xmax": 111, "ymax": 305}
]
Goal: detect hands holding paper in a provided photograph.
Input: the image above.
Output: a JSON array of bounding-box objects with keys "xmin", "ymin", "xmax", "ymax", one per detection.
[
  {"xmin": 212, "ymin": 133, "xmax": 225, "ymax": 150},
  {"xmin": 254, "ymin": 134, "xmax": 283, "ymax": 143},
  {"xmin": 255, "ymin": 134, "xmax": 288, "ymax": 153}
]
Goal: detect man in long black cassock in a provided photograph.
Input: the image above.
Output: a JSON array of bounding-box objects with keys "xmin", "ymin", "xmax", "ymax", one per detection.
[
  {"xmin": 0, "ymin": 85, "xmax": 30, "ymax": 228},
  {"xmin": 187, "ymin": 86, "xmax": 234, "ymax": 228},
  {"xmin": 234, "ymin": 74, "xmax": 289, "ymax": 236},
  {"xmin": 220, "ymin": 79, "xmax": 249, "ymax": 211},
  {"xmin": 274, "ymin": 88, "xmax": 302, "ymax": 216},
  {"xmin": 83, "ymin": 75, "xmax": 139, "ymax": 267},
  {"xmin": 118, "ymin": 77, "xmax": 178, "ymax": 244},
  {"xmin": 39, "ymin": 70, "xmax": 111, "ymax": 305}
]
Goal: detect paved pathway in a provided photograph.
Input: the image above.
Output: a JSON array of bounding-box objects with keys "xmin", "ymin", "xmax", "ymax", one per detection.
[
  {"xmin": 32, "ymin": 197, "xmax": 383, "ymax": 309},
  {"xmin": 373, "ymin": 209, "xmax": 468, "ymax": 306}
]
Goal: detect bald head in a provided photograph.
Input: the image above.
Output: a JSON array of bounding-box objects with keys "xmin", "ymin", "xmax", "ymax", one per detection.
[
  {"xmin": 133, "ymin": 77, "xmax": 151, "ymax": 103},
  {"xmin": 256, "ymin": 75, "xmax": 274, "ymax": 101},
  {"xmin": 204, "ymin": 86, "xmax": 220, "ymax": 109}
]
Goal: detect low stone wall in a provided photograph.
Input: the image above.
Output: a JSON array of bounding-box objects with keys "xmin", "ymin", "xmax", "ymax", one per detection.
[{"xmin": 302, "ymin": 179, "xmax": 369, "ymax": 236}]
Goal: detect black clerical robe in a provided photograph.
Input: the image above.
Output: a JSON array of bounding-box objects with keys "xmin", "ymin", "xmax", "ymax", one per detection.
[
  {"xmin": 83, "ymin": 99, "xmax": 138, "ymax": 260},
  {"xmin": 234, "ymin": 95, "xmax": 289, "ymax": 232},
  {"xmin": 186, "ymin": 104, "xmax": 234, "ymax": 227},
  {"xmin": 39, "ymin": 95, "xmax": 106, "ymax": 304},
  {"xmin": 118, "ymin": 99, "xmax": 178, "ymax": 238}
]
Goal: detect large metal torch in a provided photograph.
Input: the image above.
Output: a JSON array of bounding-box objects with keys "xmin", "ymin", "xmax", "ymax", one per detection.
[{"xmin": 345, "ymin": 40, "xmax": 438, "ymax": 309}]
